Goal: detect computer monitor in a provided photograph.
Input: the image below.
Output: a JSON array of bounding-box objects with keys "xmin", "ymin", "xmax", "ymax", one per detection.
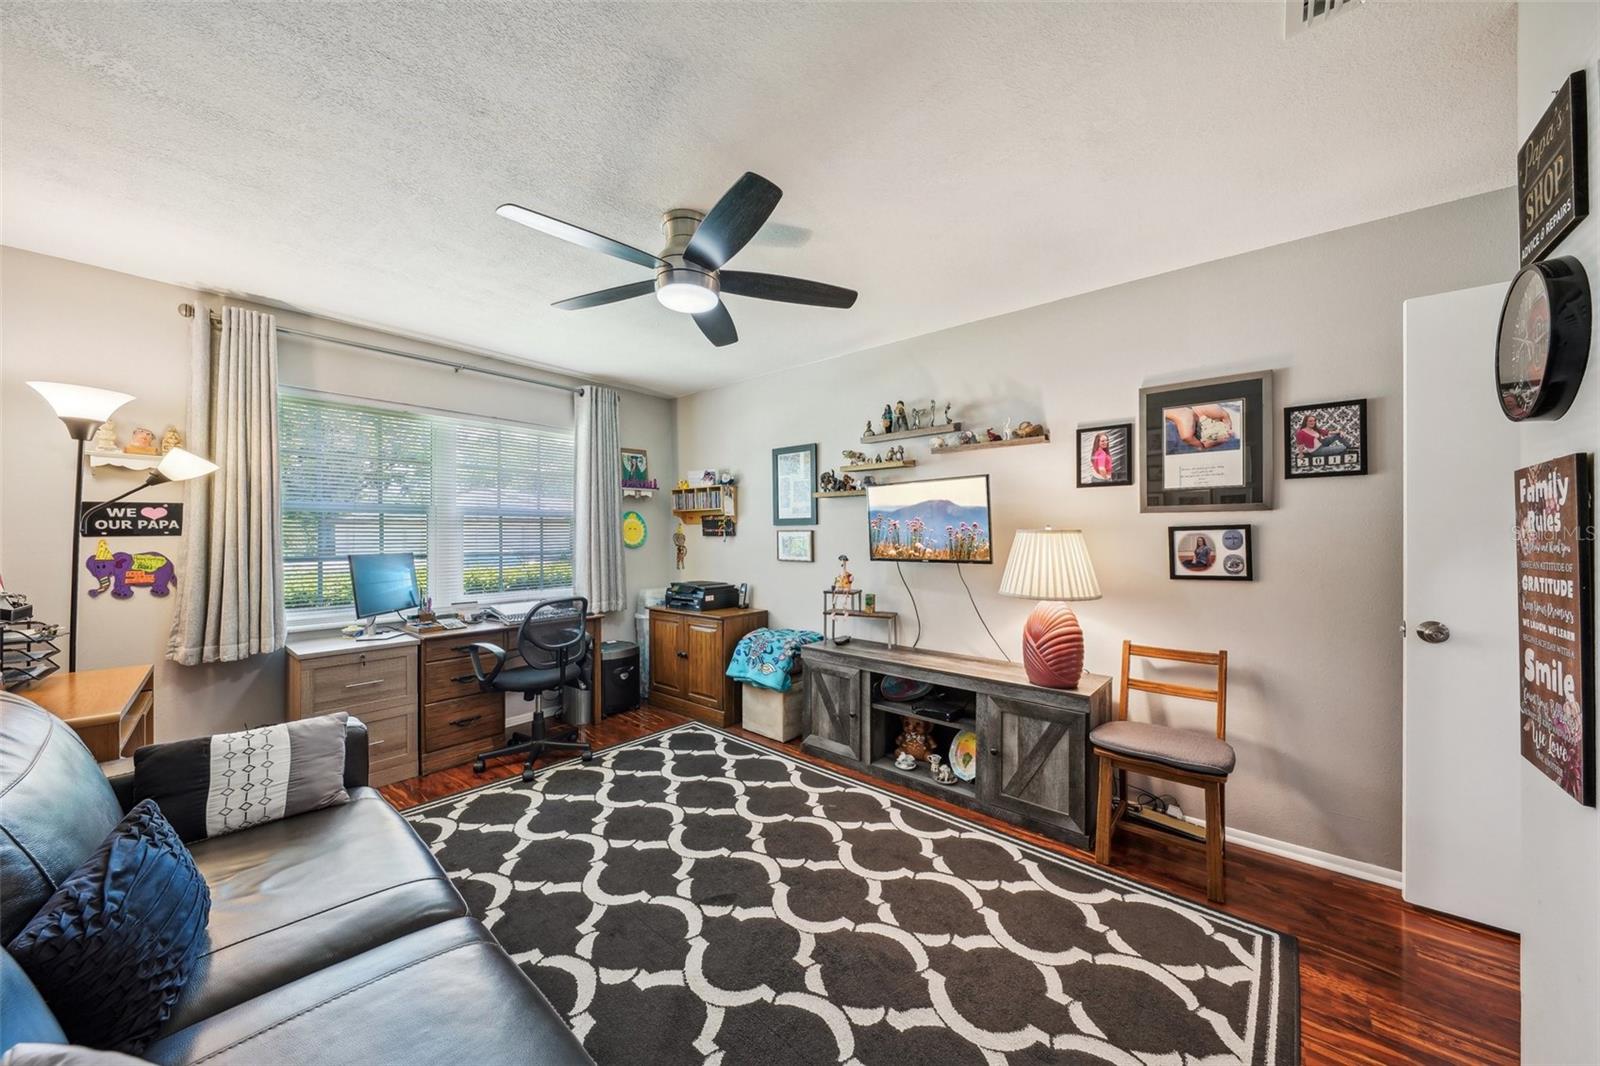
[{"xmin": 348, "ymin": 552, "xmax": 420, "ymax": 639}]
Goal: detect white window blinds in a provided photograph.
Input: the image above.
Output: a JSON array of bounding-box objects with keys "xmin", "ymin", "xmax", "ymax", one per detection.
[{"xmin": 279, "ymin": 392, "xmax": 575, "ymax": 615}]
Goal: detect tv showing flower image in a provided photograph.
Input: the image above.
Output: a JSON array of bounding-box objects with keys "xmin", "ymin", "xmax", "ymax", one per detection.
[{"xmin": 865, "ymin": 474, "xmax": 993, "ymax": 563}]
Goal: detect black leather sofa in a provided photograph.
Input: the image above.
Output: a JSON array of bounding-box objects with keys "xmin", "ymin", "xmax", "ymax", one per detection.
[{"xmin": 0, "ymin": 693, "xmax": 592, "ymax": 1065}]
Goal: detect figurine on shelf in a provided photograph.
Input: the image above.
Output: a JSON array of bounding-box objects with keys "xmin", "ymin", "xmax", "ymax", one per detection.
[
  {"xmin": 874, "ymin": 452, "xmax": 884, "ymax": 463},
  {"xmin": 942, "ymin": 402, "xmax": 953, "ymax": 426},
  {"xmin": 842, "ymin": 449, "xmax": 868, "ymax": 465},
  {"xmin": 673, "ymin": 523, "xmax": 687, "ymax": 570},
  {"xmin": 159, "ymin": 426, "xmax": 183, "ymax": 454},
  {"xmin": 911, "ymin": 401, "xmax": 934, "ymax": 429},
  {"xmin": 125, "ymin": 427, "xmax": 159, "ymax": 455},
  {"xmin": 886, "ymin": 444, "xmax": 905, "ymax": 462},
  {"xmin": 931, "ymin": 436, "xmax": 946, "ymax": 449},
  {"xmin": 819, "ymin": 470, "xmax": 837, "ymax": 492},
  {"xmin": 718, "ymin": 473, "xmax": 738, "ymax": 486},
  {"xmin": 676, "ymin": 478, "xmax": 693, "ymax": 490},
  {"xmin": 1014, "ymin": 420, "xmax": 1047, "ymax": 438},
  {"xmin": 894, "ymin": 719, "xmax": 935, "ymax": 762},
  {"xmin": 957, "ymin": 430, "xmax": 979, "ymax": 445},
  {"xmin": 881, "ymin": 404, "xmax": 894, "ymax": 435},
  {"xmin": 90, "ymin": 420, "xmax": 120, "ymax": 453},
  {"xmin": 985, "ymin": 427, "xmax": 1004, "ymax": 442},
  {"xmin": 1002, "ymin": 418, "xmax": 1013, "ymax": 441},
  {"xmin": 894, "ymin": 751, "xmax": 917, "ymax": 771},
  {"xmin": 838, "ymin": 473, "xmax": 857, "ymax": 491},
  {"xmin": 932, "ymin": 756, "xmax": 957, "ymax": 785},
  {"xmin": 861, "ymin": 476, "xmax": 877, "ymax": 487},
  {"xmin": 928, "ymin": 753, "xmax": 945, "ymax": 778},
  {"xmin": 834, "ymin": 554, "xmax": 854, "ymax": 591},
  {"xmin": 892, "ymin": 400, "xmax": 909, "ymax": 433}
]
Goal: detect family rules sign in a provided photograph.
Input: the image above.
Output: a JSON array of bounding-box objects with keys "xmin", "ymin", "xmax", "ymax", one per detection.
[{"xmin": 1515, "ymin": 453, "xmax": 1595, "ymax": 805}]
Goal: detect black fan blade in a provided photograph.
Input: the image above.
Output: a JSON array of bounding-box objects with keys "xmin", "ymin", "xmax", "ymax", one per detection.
[
  {"xmin": 496, "ymin": 203, "xmax": 665, "ymax": 270},
  {"xmin": 551, "ymin": 280, "xmax": 656, "ymax": 310},
  {"xmin": 682, "ymin": 173, "xmax": 782, "ymax": 270},
  {"xmin": 719, "ymin": 271, "xmax": 858, "ymax": 309},
  {"xmin": 693, "ymin": 302, "xmax": 738, "ymax": 347}
]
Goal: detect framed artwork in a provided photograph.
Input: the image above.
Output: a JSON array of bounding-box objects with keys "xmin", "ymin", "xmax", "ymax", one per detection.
[
  {"xmin": 776, "ymin": 529, "xmax": 815, "ymax": 562},
  {"xmin": 1076, "ymin": 422, "xmax": 1133, "ymax": 487},
  {"xmin": 621, "ymin": 448, "xmax": 649, "ymax": 484},
  {"xmin": 1284, "ymin": 399, "xmax": 1367, "ymax": 478},
  {"xmin": 1139, "ymin": 371, "xmax": 1274, "ymax": 512},
  {"xmin": 1515, "ymin": 452, "xmax": 1594, "ymax": 805},
  {"xmin": 1168, "ymin": 525, "xmax": 1253, "ymax": 581},
  {"xmin": 620, "ymin": 510, "xmax": 648, "ymax": 549},
  {"xmin": 772, "ymin": 444, "xmax": 818, "ymax": 526}
]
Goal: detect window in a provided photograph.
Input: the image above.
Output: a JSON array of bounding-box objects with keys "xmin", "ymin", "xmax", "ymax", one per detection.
[{"xmin": 279, "ymin": 391, "xmax": 574, "ymax": 620}]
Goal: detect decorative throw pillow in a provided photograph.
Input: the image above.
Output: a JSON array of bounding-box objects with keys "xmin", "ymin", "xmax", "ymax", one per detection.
[
  {"xmin": 1, "ymin": 1045, "xmax": 153, "ymax": 1066},
  {"xmin": 6, "ymin": 801, "xmax": 211, "ymax": 1054},
  {"xmin": 132, "ymin": 714, "xmax": 350, "ymax": 842}
]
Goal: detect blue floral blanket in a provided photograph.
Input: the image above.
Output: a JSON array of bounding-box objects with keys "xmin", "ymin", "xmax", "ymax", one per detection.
[{"xmin": 725, "ymin": 627, "xmax": 824, "ymax": 693}]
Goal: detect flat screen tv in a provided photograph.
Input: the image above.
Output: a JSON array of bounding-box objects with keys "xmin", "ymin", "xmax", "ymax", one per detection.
[{"xmin": 866, "ymin": 474, "xmax": 993, "ymax": 563}]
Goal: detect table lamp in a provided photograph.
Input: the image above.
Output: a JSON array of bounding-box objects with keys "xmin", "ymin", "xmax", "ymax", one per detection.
[{"xmin": 998, "ymin": 527, "xmax": 1101, "ymax": 689}]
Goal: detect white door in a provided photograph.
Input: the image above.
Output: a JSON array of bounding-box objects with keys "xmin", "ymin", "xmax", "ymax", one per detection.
[{"xmin": 1401, "ymin": 283, "xmax": 1519, "ymax": 931}]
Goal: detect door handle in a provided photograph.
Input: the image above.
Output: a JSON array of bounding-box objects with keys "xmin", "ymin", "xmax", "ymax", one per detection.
[
  {"xmin": 451, "ymin": 674, "xmax": 477, "ymax": 684},
  {"xmin": 1414, "ymin": 620, "xmax": 1450, "ymax": 644}
]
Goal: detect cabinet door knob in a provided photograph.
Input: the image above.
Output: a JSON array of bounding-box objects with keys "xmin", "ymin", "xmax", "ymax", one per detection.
[
  {"xmin": 677, "ymin": 650, "xmax": 688, "ymax": 658},
  {"xmin": 989, "ymin": 747, "xmax": 999, "ymax": 756}
]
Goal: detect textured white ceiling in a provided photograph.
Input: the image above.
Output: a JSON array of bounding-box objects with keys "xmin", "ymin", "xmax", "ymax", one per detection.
[{"xmin": 1, "ymin": 2, "xmax": 1515, "ymax": 396}]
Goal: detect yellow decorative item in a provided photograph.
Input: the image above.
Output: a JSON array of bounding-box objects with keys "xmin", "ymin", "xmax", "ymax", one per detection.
[{"xmin": 621, "ymin": 510, "xmax": 648, "ymax": 549}]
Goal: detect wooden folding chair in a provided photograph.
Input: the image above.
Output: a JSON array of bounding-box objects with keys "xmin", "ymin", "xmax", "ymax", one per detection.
[{"xmin": 1091, "ymin": 641, "xmax": 1233, "ymax": 902}]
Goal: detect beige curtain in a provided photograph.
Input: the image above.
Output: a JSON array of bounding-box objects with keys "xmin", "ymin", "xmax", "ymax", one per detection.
[
  {"xmin": 167, "ymin": 307, "xmax": 285, "ymax": 664},
  {"xmin": 573, "ymin": 385, "xmax": 625, "ymax": 613}
]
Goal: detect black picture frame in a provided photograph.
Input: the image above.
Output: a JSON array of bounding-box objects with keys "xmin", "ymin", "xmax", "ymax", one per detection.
[
  {"xmin": 772, "ymin": 443, "xmax": 818, "ymax": 526},
  {"xmin": 1283, "ymin": 399, "xmax": 1368, "ymax": 479},
  {"xmin": 1139, "ymin": 371, "xmax": 1274, "ymax": 513},
  {"xmin": 1168, "ymin": 525, "xmax": 1253, "ymax": 581},
  {"xmin": 1076, "ymin": 422, "xmax": 1134, "ymax": 488}
]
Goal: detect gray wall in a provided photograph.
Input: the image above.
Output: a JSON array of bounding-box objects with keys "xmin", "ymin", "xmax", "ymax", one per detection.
[
  {"xmin": 677, "ymin": 189, "xmax": 1515, "ymax": 871},
  {"xmin": 0, "ymin": 246, "xmax": 676, "ymax": 740}
]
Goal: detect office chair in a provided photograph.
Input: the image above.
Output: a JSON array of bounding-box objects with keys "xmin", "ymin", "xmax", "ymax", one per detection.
[{"xmin": 466, "ymin": 596, "xmax": 594, "ymax": 783}]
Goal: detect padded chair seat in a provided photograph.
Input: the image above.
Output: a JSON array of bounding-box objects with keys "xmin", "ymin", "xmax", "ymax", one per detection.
[
  {"xmin": 492, "ymin": 661, "xmax": 583, "ymax": 693},
  {"xmin": 1090, "ymin": 720, "xmax": 1236, "ymax": 776},
  {"xmin": 157, "ymin": 788, "xmax": 467, "ymax": 1036},
  {"xmin": 143, "ymin": 918, "xmax": 592, "ymax": 1066}
]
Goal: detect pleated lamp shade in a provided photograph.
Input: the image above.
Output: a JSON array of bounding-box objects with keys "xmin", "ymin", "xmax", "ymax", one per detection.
[{"xmin": 999, "ymin": 529, "xmax": 1101, "ymax": 689}]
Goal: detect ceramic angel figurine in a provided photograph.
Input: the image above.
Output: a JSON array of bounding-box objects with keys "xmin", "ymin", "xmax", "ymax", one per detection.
[{"xmin": 90, "ymin": 420, "xmax": 120, "ymax": 452}]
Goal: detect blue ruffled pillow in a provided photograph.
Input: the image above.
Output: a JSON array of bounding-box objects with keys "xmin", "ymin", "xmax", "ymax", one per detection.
[{"xmin": 6, "ymin": 800, "xmax": 211, "ymax": 1054}]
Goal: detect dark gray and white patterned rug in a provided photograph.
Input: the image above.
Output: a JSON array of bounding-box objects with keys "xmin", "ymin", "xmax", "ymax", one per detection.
[{"xmin": 405, "ymin": 724, "xmax": 1298, "ymax": 1065}]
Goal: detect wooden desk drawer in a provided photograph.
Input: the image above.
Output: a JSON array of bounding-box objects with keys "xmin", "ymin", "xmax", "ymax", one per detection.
[
  {"xmin": 357, "ymin": 701, "xmax": 418, "ymax": 785},
  {"xmin": 307, "ymin": 649, "xmax": 415, "ymax": 713},
  {"xmin": 424, "ymin": 629, "xmax": 514, "ymax": 662},
  {"xmin": 423, "ymin": 692, "xmax": 503, "ymax": 751},
  {"xmin": 424, "ymin": 656, "xmax": 485, "ymax": 703}
]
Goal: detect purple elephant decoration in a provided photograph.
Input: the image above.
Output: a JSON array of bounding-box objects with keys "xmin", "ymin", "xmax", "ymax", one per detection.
[{"xmin": 85, "ymin": 547, "xmax": 177, "ymax": 599}]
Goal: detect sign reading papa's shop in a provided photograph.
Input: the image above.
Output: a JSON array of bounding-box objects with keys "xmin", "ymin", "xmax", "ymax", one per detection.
[
  {"xmin": 1518, "ymin": 70, "xmax": 1589, "ymax": 268},
  {"xmin": 80, "ymin": 502, "xmax": 184, "ymax": 536}
]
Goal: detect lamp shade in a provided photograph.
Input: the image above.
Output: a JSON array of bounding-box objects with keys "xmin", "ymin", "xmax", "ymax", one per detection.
[
  {"xmin": 156, "ymin": 447, "xmax": 219, "ymax": 483},
  {"xmin": 27, "ymin": 381, "xmax": 134, "ymax": 423},
  {"xmin": 998, "ymin": 528, "xmax": 1101, "ymax": 602}
]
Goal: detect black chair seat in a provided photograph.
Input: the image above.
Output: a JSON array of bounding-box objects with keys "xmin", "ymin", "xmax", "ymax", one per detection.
[{"xmin": 492, "ymin": 662, "xmax": 583, "ymax": 693}]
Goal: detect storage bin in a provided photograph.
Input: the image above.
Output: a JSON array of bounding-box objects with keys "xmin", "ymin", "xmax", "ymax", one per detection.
[
  {"xmin": 742, "ymin": 680, "xmax": 805, "ymax": 742},
  {"xmin": 601, "ymin": 641, "xmax": 640, "ymax": 715}
]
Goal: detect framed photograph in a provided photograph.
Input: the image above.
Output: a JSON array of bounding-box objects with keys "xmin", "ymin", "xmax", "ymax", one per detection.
[
  {"xmin": 1139, "ymin": 371, "xmax": 1273, "ymax": 512},
  {"xmin": 776, "ymin": 529, "xmax": 815, "ymax": 562},
  {"xmin": 1076, "ymin": 422, "xmax": 1134, "ymax": 487},
  {"xmin": 1168, "ymin": 525, "xmax": 1253, "ymax": 581},
  {"xmin": 773, "ymin": 444, "xmax": 818, "ymax": 526},
  {"xmin": 621, "ymin": 448, "xmax": 649, "ymax": 484},
  {"xmin": 1284, "ymin": 399, "xmax": 1367, "ymax": 478},
  {"xmin": 686, "ymin": 468, "xmax": 719, "ymax": 487}
]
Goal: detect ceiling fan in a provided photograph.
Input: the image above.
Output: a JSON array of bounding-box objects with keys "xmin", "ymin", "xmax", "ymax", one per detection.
[{"xmin": 496, "ymin": 172, "xmax": 858, "ymax": 347}]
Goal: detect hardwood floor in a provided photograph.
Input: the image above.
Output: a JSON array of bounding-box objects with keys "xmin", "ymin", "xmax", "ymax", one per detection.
[{"xmin": 379, "ymin": 705, "xmax": 1519, "ymax": 1065}]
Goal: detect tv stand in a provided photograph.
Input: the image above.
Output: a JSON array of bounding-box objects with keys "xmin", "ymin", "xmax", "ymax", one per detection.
[{"xmin": 798, "ymin": 640, "xmax": 1112, "ymax": 848}]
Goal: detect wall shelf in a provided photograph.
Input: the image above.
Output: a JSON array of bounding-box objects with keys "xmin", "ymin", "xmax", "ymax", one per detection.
[
  {"xmin": 860, "ymin": 422, "xmax": 961, "ymax": 445},
  {"xmin": 840, "ymin": 459, "xmax": 917, "ymax": 472},
  {"xmin": 671, "ymin": 484, "xmax": 736, "ymax": 522},
  {"xmin": 813, "ymin": 490, "xmax": 865, "ymax": 498},
  {"xmin": 621, "ymin": 486, "xmax": 657, "ymax": 499},
  {"xmin": 931, "ymin": 433, "xmax": 1050, "ymax": 454},
  {"xmin": 87, "ymin": 451, "xmax": 162, "ymax": 471}
]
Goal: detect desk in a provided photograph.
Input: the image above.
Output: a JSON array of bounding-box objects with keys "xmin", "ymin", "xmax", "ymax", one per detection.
[{"xmin": 24, "ymin": 664, "xmax": 155, "ymax": 763}]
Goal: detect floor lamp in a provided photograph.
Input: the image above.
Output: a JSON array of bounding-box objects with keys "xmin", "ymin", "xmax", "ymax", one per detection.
[{"xmin": 28, "ymin": 381, "xmax": 218, "ymax": 673}]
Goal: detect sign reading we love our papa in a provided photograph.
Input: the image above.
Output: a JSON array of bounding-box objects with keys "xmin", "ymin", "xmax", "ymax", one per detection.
[{"xmin": 81, "ymin": 502, "xmax": 184, "ymax": 536}]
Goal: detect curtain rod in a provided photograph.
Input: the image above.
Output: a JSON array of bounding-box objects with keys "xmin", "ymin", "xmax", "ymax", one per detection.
[{"xmin": 177, "ymin": 303, "xmax": 584, "ymax": 396}]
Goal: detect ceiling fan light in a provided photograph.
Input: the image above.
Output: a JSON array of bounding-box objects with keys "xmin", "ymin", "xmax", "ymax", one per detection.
[{"xmin": 655, "ymin": 267, "xmax": 720, "ymax": 314}]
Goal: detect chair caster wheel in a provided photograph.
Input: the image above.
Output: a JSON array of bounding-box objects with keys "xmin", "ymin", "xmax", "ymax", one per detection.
[
  {"xmin": 581, "ymin": 751, "xmax": 594, "ymax": 763},
  {"xmin": 521, "ymin": 769, "xmax": 537, "ymax": 784},
  {"xmin": 472, "ymin": 760, "xmax": 485, "ymax": 774}
]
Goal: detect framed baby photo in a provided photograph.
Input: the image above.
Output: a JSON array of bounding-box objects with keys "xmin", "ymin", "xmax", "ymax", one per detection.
[
  {"xmin": 1076, "ymin": 422, "xmax": 1134, "ymax": 487},
  {"xmin": 1169, "ymin": 525, "xmax": 1254, "ymax": 581},
  {"xmin": 1284, "ymin": 399, "xmax": 1367, "ymax": 479},
  {"xmin": 1139, "ymin": 370, "xmax": 1274, "ymax": 512},
  {"xmin": 776, "ymin": 529, "xmax": 815, "ymax": 562}
]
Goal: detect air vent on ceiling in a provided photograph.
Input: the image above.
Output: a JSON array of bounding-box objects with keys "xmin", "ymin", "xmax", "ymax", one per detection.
[{"xmin": 1284, "ymin": 0, "xmax": 1361, "ymax": 39}]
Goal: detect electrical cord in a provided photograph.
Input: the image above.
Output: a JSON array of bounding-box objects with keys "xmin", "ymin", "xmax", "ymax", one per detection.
[
  {"xmin": 895, "ymin": 561, "xmax": 922, "ymax": 648},
  {"xmin": 958, "ymin": 563, "xmax": 1011, "ymax": 662}
]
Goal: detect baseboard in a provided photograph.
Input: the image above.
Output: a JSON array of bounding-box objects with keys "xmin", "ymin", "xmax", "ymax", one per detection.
[{"xmin": 1180, "ymin": 814, "xmax": 1402, "ymax": 888}]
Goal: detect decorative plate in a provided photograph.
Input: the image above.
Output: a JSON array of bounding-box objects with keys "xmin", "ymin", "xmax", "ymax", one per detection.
[
  {"xmin": 621, "ymin": 510, "xmax": 648, "ymax": 549},
  {"xmin": 879, "ymin": 675, "xmax": 933, "ymax": 702},
  {"xmin": 949, "ymin": 730, "xmax": 978, "ymax": 781}
]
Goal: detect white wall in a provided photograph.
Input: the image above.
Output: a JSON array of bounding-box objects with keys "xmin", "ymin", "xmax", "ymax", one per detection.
[
  {"xmin": 0, "ymin": 247, "xmax": 676, "ymax": 739},
  {"xmin": 1515, "ymin": 4, "xmax": 1600, "ymax": 1062},
  {"xmin": 677, "ymin": 190, "xmax": 1514, "ymax": 871}
]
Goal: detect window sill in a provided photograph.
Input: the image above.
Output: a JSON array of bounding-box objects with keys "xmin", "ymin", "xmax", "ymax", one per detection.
[{"xmin": 285, "ymin": 589, "xmax": 578, "ymax": 634}]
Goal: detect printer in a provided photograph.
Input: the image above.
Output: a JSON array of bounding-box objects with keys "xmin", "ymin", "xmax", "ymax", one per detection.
[{"xmin": 665, "ymin": 580, "xmax": 740, "ymax": 611}]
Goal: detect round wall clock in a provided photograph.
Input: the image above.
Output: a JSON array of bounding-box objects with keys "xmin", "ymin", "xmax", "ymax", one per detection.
[
  {"xmin": 620, "ymin": 510, "xmax": 648, "ymax": 549},
  {"xmin": 1495, "ymin": 255, "xmax": 1592, "ymax": 422}
]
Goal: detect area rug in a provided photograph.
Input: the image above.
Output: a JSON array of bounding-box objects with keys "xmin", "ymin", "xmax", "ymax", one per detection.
[{"xmin": 405, "ymin": 723, "xmax": 1299, "ymax": 1065}]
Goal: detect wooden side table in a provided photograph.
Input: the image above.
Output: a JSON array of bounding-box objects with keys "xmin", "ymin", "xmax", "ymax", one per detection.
[{"xmin": 22, "ymin": 664, "xmax": 155, "ymax": 764}]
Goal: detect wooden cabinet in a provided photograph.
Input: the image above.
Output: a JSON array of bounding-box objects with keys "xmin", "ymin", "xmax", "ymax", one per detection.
[
  {"xmin": 801, "ymin": 658, "xmax": 864, "ymax": 765},
  {"xmin": 646, "ymin": 606, "xmax": 767, "ymax": 726},
  {"xmin": 977, "ymin": 692, "xmax": 1095, "ymax": 842},
  {"xmin": 288, "ymin": 638, "xmax": 420, "ymax": 787},
  {"xmin": 417, "ymin": 625, "xmax": 513, "ymax": 775}
]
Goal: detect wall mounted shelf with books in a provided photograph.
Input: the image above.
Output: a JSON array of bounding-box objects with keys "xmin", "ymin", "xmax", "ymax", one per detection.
[
  {"xmin": 671, "ymin": 485, "xmax": 736, "ymax": 522},
  {"xmin": 860, "ymin": 422, "xmax": 961, "ymax": 445},
  {"xmin": 930, "ymin": 433, "xmax": 1050, "ymax": 454}
]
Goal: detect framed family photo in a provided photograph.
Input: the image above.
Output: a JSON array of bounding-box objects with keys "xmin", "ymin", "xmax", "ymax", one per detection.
[
  {"xmin": 1076, "ymin": 422, "xmax": 1133, "ymax": 487},
  {"xmin": 1169, "ymin": 525, "xmax": 1254, "ymax": 581},
  {"xmin": 1139, "ymin": 370, "xmax": 1273, "ymax": 512},
  {"xmin": 772, "ymin": 443, "xmax": 818, "ymax": 526},
  {"xmin": 1284, "ymin": 399, "xmax": 1367, "ymax": 478},
  {"xmin": 776, "ymin": 529, "xmax": 815, "ymax": 562}
]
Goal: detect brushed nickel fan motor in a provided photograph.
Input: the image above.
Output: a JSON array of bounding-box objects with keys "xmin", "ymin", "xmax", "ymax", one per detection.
[{"xmin": 655, "ymin": 209, "xmax": 719, "ymax": 313}]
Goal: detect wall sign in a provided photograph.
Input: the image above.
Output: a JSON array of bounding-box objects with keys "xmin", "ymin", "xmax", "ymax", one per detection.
[
  {"xmin": 1515, "ymin": 452, "xmax": 1594, "ymax": 806},
  {"xmin": 84, "ymin": 540, "xmax": 177, "ymax": 599},
  {"xmin": 1518, "ymin": 70, "xmax": 1588, "ymax": 267},
  {"xmin": 80, "ymin": 502, "xmax": 184, "ymax": 536},
  {"xmin": 1495, "ymin": 256, "xmax": 1592, "ymax": 422}
]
